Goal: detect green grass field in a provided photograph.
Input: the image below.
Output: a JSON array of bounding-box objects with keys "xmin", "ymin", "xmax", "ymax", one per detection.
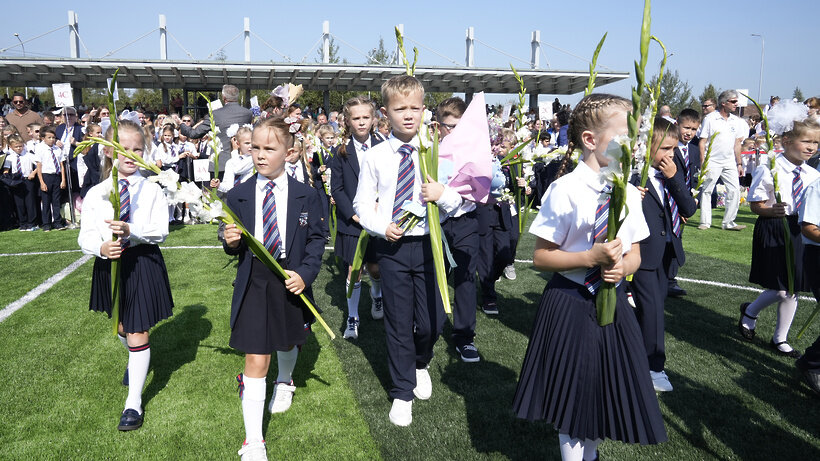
[{"xmin": 0, "ymin": 207, "xmax": 818, "ymax": 460}]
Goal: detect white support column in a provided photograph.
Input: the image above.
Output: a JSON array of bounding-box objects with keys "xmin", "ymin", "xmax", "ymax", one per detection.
[
  {"xmin": 244, "ymin": 17, "xmax": 251, "ymax": 62},
  {"xmin": 68, "ymin": 11, "xmax": 79, "ymax": 58},
  {"xmin": 159, "ymin": 15, "xmax": 167, "ymax": 60},
  {"xmin": 394, "ymin": 24, "xmax": 404, "ymax": 65},
  {"xmin": 465, "ymin": 27, "xmax": 475, "ymax": 67},
  {"xmin": 531, "ymin": 30, "xmax": 540, "ymax": 69},
  {"xmin": 322, "ymin": 20, "xmax": 330, "ymax": 64}
]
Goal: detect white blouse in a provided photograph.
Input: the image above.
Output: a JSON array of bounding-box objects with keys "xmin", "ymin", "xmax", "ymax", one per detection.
[
  {"xmin": 747, "ymin": 154, "xmax": 820, "ymax": 215},
  {"xmin": 529, "ymin": 161, "xmax": 649, "ymax": 286},
  {"xmin": 78, "ymin": 171, "xmax": 169, "ymax": 258}
]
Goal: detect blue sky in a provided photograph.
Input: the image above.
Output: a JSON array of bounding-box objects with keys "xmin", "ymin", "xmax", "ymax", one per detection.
[{"xmin": 0, "ymin": 1, "xmax": 816, "ymax": 107}]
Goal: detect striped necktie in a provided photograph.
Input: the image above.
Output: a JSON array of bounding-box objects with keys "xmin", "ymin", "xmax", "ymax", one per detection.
[
  {"xmin": 393, "ymin": 144, "xmax": 415, "ymax": 223},
  {"xmin": 584, "ymin": 185, "xmax": 611, "ymax": 295},
  {"xmin": 119, "ymin": 179, "xmax": 131, "ymax": 249},
  {"xmin": 361, "ymin": 143, "xmax": 368, "ymax": 152},
  {"xmin": 680, "ymin": 145, "xmax": 691, "ymax": 188},
  {"xmin": 661, "ymin": 175, "xmax": 682, "ymax": 237},
  {"xmin": 793, "ymin": 166, "xmax": 804, "ymax": 213},
  {"xmin": 16, "ymin": 154, "xmax": 22, "ymax": 174},
  {"xmin": 51, "ymin": 147, "xmax": 61, "ymax": 174},
  {"xmin": 288, "ymin": 164, "xmax": 298, "ymax": 179},
  {"xmin": 262, "ymin": 180, "xmax": 282, "ymax": 259}
]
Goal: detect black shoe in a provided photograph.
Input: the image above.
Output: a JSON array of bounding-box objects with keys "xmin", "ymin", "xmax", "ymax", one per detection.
[
  {"xmin": 668, "ymin": 284, "xmax": 687, "ymax": 298},
  {"xmin": 482, "ymin": 302, "xmax": 498, "ymax": 315},
  {"xmin": 117, "ymin": 408, "xmax": 143, "ymax": 431},
  {"xmin": 799, "ymin": 367, "xmax": 820, "ymax": 395},
  {"xmin": 770, "ymin": 340, "xmax": 801, "ymax": 358},
  {"xmin": 456, "ymin": 342, "xmax": 481, "ymax": 363},
  {"xmin": 122, "ymin": 368, "xmax": 129, "ymax": 386},
  {"xmin": 738, "ymin": 303, "xmax": 756, "ymax": 341}
]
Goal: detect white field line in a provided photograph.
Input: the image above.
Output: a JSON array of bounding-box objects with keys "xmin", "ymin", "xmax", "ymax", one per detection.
[
  {"xmin": 513, "ymin": 258, "xmax": 816, "ymax": 303},
  {"xmin": 0, "ymin": 245, "xmax": 334, "ymax": 257},
  {"xmin": 0, "ymin": 254, "xmax": 93, "ymax": 323}
]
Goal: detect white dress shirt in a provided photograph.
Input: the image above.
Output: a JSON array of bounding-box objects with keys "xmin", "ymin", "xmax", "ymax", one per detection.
[
  {"xmin": 353, "ymin": 133, "xmax": 462, "ymax": 239},
  {"xmin": 352, "ymin": 135, "xmax": 375, "ymax": 170},
  {"xmin": 747, "ymin": 154, "xmax": 820, "ymax": 215},
  {"xmin": 78, "ymin": 171, "xmax": 169, "ymax": 258},
  {"xmin": 698, "ymin": 111, "xmax": 748, "ymax": 166},
  {"xmin": 34, "ymin": 143, "xmax": 65, "ymax": 174},
  {"xmin": 528, "ymin": 161, "xmax": 649, "ymax": 286},
  {"xmin": 220, "ymin": 154, "xmax": 255, "ymax": 193},
  {"xmin": 799, "ymin": 178, "xmax": 820, "ymax": 246},
  {"xmin": 253, "ymin": 173, "xmax": 289, "ymax": 257},
  {"xmin": 285, "ymin": 160, "xmax": 306, "ymax": 184}
]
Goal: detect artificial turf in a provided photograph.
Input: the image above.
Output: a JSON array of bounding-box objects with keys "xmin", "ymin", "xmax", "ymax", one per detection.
[{"xmin": 0, "ymin": 207, "xmax": 817, "ymax": 460}]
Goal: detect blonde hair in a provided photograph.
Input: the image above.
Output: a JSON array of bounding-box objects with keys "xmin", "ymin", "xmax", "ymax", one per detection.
[
  {"xmin": 316, "ymin": 124, "xmax": 335, "ymax": 139},
  {"xmin": 381, "ymin": 75, "xmax": 425, "ymax": 107},
  {"xmin": 568, "ymin": 93, "xmax": 631, "ymax": 150},
  {"xmin": 782, "ymin": 118, "xmax": 820, "ymax": 143}
]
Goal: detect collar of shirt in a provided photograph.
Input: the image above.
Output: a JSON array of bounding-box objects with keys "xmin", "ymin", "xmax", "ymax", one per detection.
[
  {"xmin": 678, "ymin": 142, "xmax": 688, "ymax": 151},
  {"xmin": 256, "ymin": 171, "xmax": 287, "ymax": 193},
  {"xmin": 119, "ymin": 170, "xmax": 144, "ymax": 187},
  {"xmin": 387, "ymin": 133, "xmax": 420, "ymax": 153},
  {"xmin": 776, "ymin": 153, "xmax": 802, "ymax": 174},
  {"xmin": 352, "ymin": 135, "xmax": 372, "ymax": 153},
  {"xmin": 649, "ymin": 166, "xmax": 665, "ymax": 201},
  {"xmin": 575, "ymin": 161, "xmax": 607, "ymax": 194}
]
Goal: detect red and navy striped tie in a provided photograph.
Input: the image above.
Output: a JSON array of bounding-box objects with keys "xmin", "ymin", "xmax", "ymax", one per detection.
[
  {"xmin": 662, "ymin": 177, "xmax": 682, "ymax": 237},
  {"xmin": 51, "ymin": 147, "xmax": 61, "ymax": 174},
  {"xmin": 393, "ymin": 144, "xmax": 415, "ymax": 223},
  {"xmin": 793, "ymin": 166, "xmax": 804, "ymax": 213},
  {"xmin": 262, "ymin": 180, "xmax": 281, "ymax": 259},
  {"xmin": 681, "ymin": 145, "xmax": 691, "ymax": 188},
  {"xmin": 584, "ymin": 186, "xmax": 611, "ymax": 295},
  {"xmin": 119, "ymin": 179, "xmax": 131, "ymax": 249}
]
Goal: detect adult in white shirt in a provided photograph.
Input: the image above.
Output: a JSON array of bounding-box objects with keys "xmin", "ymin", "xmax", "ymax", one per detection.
[{"xmin": 698, "ymin": 90, "xmax": 748, "ymax": 231}]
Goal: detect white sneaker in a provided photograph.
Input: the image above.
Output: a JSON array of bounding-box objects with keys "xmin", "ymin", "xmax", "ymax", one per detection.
[
  {"xmin": 413, "ymin": 367, "xmax": 432, "ymax": 400},
  {"xmin": 238, "ymin": 440, "xmax": 268, "ymax": 461},
  {"xmin": 389, "ymin": 398, "xmax": 413, "ymax": 426},
  {"xmin": 371, "ymin": 297, "xmax": 384, "ymax": 320},
  {"xmin": 650, "ymin": 370, "xmax": 673, "ymax": 392},
  {"xmin": 503, "ymin": 264, "xmax": 517, "ymax": 280},
  {"xmin": 343, "ymin": 317, "xmax": 359, "ymax": 340},
  {"xmin": 268, "ymin": 381, "xmax": 296, "ymax": 413}
]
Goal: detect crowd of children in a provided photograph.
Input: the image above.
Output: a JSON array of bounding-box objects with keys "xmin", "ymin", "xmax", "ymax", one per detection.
[{"xmin": 3, "ymin": 79, "xmax": 820, "ymax": 461}]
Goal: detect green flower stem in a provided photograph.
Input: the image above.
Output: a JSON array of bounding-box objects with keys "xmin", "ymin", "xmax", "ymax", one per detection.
[
  {"xmin": 110, "ymin": 163, "xmax": 121, "ymax": 336},
  {"xmin": 199, "ymin": 92, "xmax": 221, "ymax": 178},
  {"xmin": 639, "ymin": 36, "xmax": 667, "ymax": 188},
  {"xmin": 585, "ymin": 33, "xmax": 608, "ymax": 96},
  {"xmin": 796, "ymin": 302, "xmax": 820, "ymax": 340},
  {"xmin": 346, "ymin": 230, "xmax": 370, "ymax": 299},
  {"xmin": 695, "ymin": 132, "xmax": 719, "ymax": 190}
]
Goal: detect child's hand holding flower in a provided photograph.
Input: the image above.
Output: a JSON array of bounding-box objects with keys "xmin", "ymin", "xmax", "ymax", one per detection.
[
  {"xmin": 284, "ymin": 271, "xmax": 306, "ymax": 295},
  {"xmin": 100, "ymin": 238, "xmax": 124, "ymax": 260},
  {"xmin": 224, "ymin": 223, "xmax": 242, "ymax": 248},
  {"xmin": 421, "ymin": 175, "xmax": 445, "ymax": 202},
  {"xmin": 105, "ymin": 219, "xmax": 130, "ymax": 240}
]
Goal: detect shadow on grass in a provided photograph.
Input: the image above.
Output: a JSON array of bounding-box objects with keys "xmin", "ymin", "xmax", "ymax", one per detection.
[
  {"xmin": 492, "ymin": 269, "xmax": 550, "ymax": 339},
  {"xmin": 439, "ymin": 355, "xmax": 557, "ymax": 460},
  {"xmin": 663, "ymin": 295, "xmax": 820, "ymax": 459},
  {"xmin": 143, "ymin": 304, "xmax": 212, "ymax": 408}
]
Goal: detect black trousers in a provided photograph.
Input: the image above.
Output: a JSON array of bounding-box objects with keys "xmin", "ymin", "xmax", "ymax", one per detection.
[
  {"xmin": 477, "ymin": 204, "xmax": 512, "ymax": 304},
  {"xmin": 375, "ymin": 236, "xmax": 445, "ymax": 401},
  {"xmin": 632, "ymin": 242, "xmax": 675, "ymax": 372},
  {"xmin": 443, "ymin": 210, "xmax": 479, "ymax": 345},
  {"xmin": 40, "ymin": 173, "xmax": 62, "ymax": 227}
]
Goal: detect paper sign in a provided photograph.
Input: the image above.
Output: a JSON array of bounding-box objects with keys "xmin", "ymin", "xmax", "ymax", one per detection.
[
  {"xmin": 52, "ymin": 83, "xmax": 73, "ymax": 107},
  {"xmin": 538, "ymin": 102, "xmax": 553, "ymax": 122},
  {"xmin": 250, "ymin": 96, "xmax": 259, "ymax": 109},
  {"xmin": 208, "ymin": 100, "xmax": 223, "ymax": 111},
  {"xmin": 193, "ymin": 159, "xmax": 211, "ymax": 182},
  {"xmin": 502, "ymin": 103, "xmax": 513, "ymax": 121},
  {"xmin": 736, "ymin": 89, "xmax": 749, "ymax": 107},
  {"xmin": 106, "ymin": 78, "xmax": 119, "ymax": 101}
]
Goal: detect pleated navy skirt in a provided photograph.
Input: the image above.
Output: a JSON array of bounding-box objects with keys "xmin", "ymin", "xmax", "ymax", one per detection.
[
  {"xmin": 89, "ymin": 244, "xmax": 174, "ymax": 333},
  {"xmin": 749, "ymin": 215, "xmax": 808, "ymax": 291},
  {"xmin": 334, "ymin": 231, "xmax": 376, "ymax": 267},
  {"xmin": 512, "ymin": 274, "xmax": 667, "ymax": 445},
  {"xmin": 230, "ymin": 257, "xmax": 313, "ymax": 354}
]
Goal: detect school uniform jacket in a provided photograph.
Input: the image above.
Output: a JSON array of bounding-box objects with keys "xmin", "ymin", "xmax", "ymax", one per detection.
[
  {"xmin": 633, "ymin": 168, "xmax": 697, "ymax": 270},
  {"xmin": 223, "ymin": 173, "xmax": 325, "ymax": 329},
  {"xmin": 673, "ymin": 141, "xmax": 700, "ymax": 191},
  {"xmin": 330, "ymin": 136, "xmax": 383, "ymax": 237}
]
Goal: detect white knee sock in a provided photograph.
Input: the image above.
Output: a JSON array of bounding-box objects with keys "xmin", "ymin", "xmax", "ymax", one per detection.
[
  {"xmin": 370, "ymin": 276, "xmax": 382, "ymax": 299},
  {"xmin": 346, "ymin": 279, "xmax": 361, "ymax": 319},
  {"xmin": 241, "ymin": 375, "xmax": 266, "ymax": 443},
  {"xmin": 125, "ymin": 343, "xmax": 150, "ymax": 414},
  {"xmin": 583, "ymin": 439, "xmax": 601, "ymax": 460},
  {"xmin": 773, "ymin": 293, "xmax": 798, "ymax": 348},
  {"xmin": 558, "ymin": 433, "xmax": 584, "ymax": 461},
  {"xmin": 744, "ymin": 290, "xmax": 783, "ymax": 329},
  {"xmin": 276, "ymin": 347, "xmax": 299, "ymax": 384}
]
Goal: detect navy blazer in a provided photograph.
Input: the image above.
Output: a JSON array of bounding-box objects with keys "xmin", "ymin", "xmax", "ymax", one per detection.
[
  {"xmin": 634, "ymin": 169, "xmax": 697, "ymax": 270},
  {"xmin": 223, "ymin": 173, "xmax": 325, "ymax": 328},
  {"xmin": 673, "ymin": 141, "xmax": 700, "ymax": 190},
  {"xmin": 55, "ymin": 123, "xmax": 84, "ymax": 169},
  {"xmin": 329, "ymin": 136, "xmax": 383, "ymax": 236}
]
